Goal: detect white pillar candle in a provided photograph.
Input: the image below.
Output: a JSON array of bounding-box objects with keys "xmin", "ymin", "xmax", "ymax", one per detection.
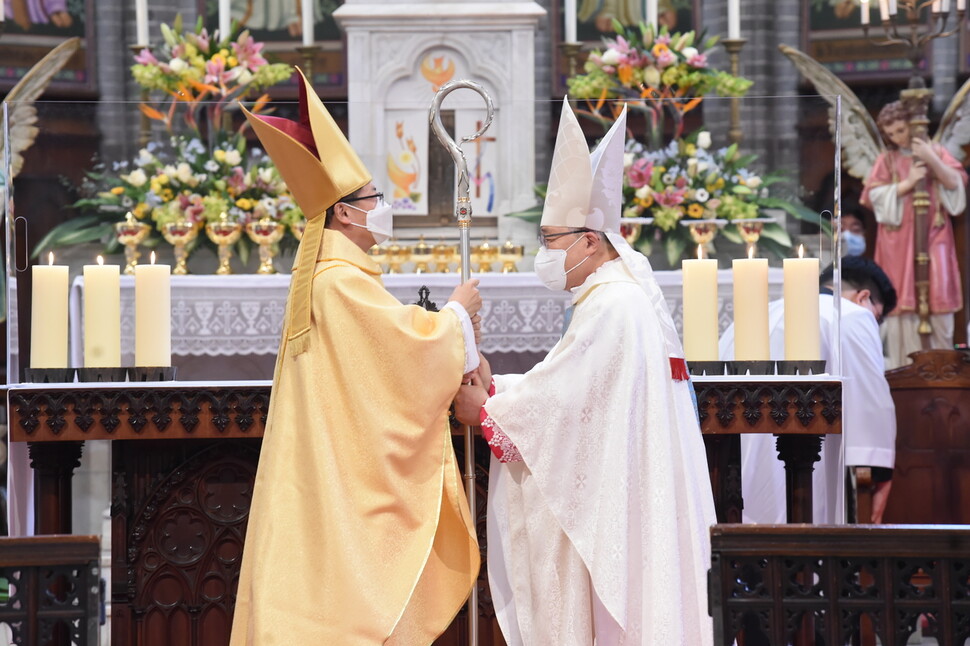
[
  {"xmin": 302, "ymin": 0, "xmax": 314, "ymax": 46},
  {"xmin": 943, "ymin": 0, "xmax": 951, "ymax": 12},
  {"xmin": 564, "ymin": 0, "xmax": 577, "ymax": 42},
  {"xmin": 879, "ymin": 0, "xmax": 890, "ymax": 21},
  {"xmin": 83, "ymin": 256, "xmax": 121, "ymax": 368},
  {"xmin": 645, "ymin": 0, "xmax": 658, "ymax": 29},
  {"xmin": 727, "ymin": 0, "xmax": 741, "ymax": 39},
  {"xmin": 783, "ymin": 246, "xmax": 820, "ymax": 361},
  {"xmin": 889, "ymin": 0, "xmax": 898, "ymax": 13},
  {"xmin": 732, "ymin": 254, "xmax": 769, "ymax": 360},
  {"xmin": 932, "ymin": 0, "xmax": 942, "ymax": 12},
  {"xmin": 0, "ymin": 0, "xmax": 5, "ymax": 22},
  {"xmin": 860, "ymin": 0, "xmax": 870, "ymax": 25},
  {"xmin": 135, "ymin": 0, "xmax": 149, "ymax": 46},
  {"xmin": 219, "ymin": 0, "xmax": 231, "ymax": 40},
  {"xmin": 135, "ymin": 252, "xmax": 171, "ymax": 367},
  {"xmin": 959, "ymin": 0, "xmax": 965, "ymax": 11},
  {"xmin": 682, "ymin": 252, "xmax": 719, "ymax": 361},
  {"xmin": 30, "ymin": 253, "xmax": 69, "ymax": 369}
]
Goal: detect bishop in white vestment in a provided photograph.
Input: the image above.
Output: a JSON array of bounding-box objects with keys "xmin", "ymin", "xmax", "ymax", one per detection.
[{"xmin": 455, "ymin": 100, "xmax": 716, "ymax": 645}]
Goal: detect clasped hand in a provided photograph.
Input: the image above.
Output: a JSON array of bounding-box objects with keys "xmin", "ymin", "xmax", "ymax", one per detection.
[{"xmin": 455, "ymin": 352, "xmax": 491, "ymax": 426}]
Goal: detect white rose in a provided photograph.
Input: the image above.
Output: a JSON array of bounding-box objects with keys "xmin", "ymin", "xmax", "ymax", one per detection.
[
  {"xmin": 176, "ymin": 162, "xmax": 193, "ymax": 183},
  {"xmin": 168, "ymin": 58, "xmax": 188, "ymax": 73},
  {"xmin": 635, "ymin": 185, "xmax": 651, "ymax": 200},
  {"xmin": 681, "ymin": 47, "xmax": 698, "ymax": 61},
  {"xmin": 236, "ymin": 69, "xmax": 254, "ymax": 86},
  {"xmin": 746, "ymin": 176, "xmax": 762, "ymax": 189},
  {"xmin": 687, "ymin": 158, "xmax": 698, "ymax": 177},
  {"xmin": 623, "ymin": 152, "xmax": 635, "ymax": 169},
  {"xmin": 600, "ymin": 48, "xmax": 622, "ymax": 65},
  {"xmin": 697, "ymin": 161, "xmax": 710, "ymax": 173},
  {"xmin": 162, "ymin": 164, "xmax": 177, "ymax": 178},
  {"xmin": 258, "ymin": 168, "xmax": 275, "ymax": 184},
  {"xmin": 126, "ymin": 168, "xmax": 147, "ymax": 187},
  {"xmin": 697, "ymin": 131, "xmax": 712, "ymax": 149},
  {"xmin": 224, "ymin": 149, "xmax": 242, "ymax": 166}
]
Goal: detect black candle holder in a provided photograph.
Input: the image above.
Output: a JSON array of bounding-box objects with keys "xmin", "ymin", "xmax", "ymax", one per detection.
[
  {"xmin": 76, "ymin": 367, "xmax": 129, "ymax": 383},
  {"xmin": 128, "ymin": 366, "xmax": 177, "ymax": 382},
  {"xmin": 776, "ymin": 360, "xmax": 827, "ymax": 376},
  {"xmin": 23, "ymin": 367, "xmax": 76, "ymax": 384},
  {"xmin": 726, "ymin": 360, "xmax": 775, "ymax": 376},
  {"xmin": 688, "ymin": 361, "xmax": 727, "ymax": 376}
]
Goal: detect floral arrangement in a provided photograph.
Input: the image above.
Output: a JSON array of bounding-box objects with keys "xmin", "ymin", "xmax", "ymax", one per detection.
[
  {"xmin": 532, "ymin": 21, "xmax": 820, "ymax": 265},
  {"xmin": 36, "ymin": 16, "xmax": 299, "ymax": 261}
]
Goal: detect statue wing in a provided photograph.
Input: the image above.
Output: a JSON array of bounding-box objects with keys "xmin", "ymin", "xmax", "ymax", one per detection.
[
  {"xmin": 934, "ymin": 76, "xmax": 970, "ymax": 162},
  {"xmin": 0, "ymin": 37, "xmax": 81, "ymax": 180},
  {"xmin": 779, "ymin": 44, "xmax": 884, "ymax": 180}
]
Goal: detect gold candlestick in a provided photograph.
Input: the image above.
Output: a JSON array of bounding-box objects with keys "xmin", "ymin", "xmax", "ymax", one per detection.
[
  {"xmin": 559, "ymin": 41, "xmax": 583, "ymax": 78},
  {"xmin": 161, "ymin": 220, "xmax": 200, "ymax": 275},
  {"xmin": 205, "ymin": 213, "xmax": 243, "ymax": 275},
  {"xmin": 245, "ymin": 217, "xmax": 286, "ymax": 274},
  {"xmin": 115, "ymin": 212, "xmax": 151, "ymax": 274},
  {"xmin": 722, "ymin": 38, "xmax": 747, "ymax": 146},
  {"xmin": 296, "ymin": 45, "xmax": 322, "ymax": 86}
]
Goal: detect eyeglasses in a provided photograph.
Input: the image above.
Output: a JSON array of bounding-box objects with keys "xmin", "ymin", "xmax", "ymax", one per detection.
[
  {"xmin": 343, "ymin": 192, "xmax": 383, "ymax": 204},
  {"xmin": 538, "ymin": 228, "xmax": 593, "ymax": 248}
]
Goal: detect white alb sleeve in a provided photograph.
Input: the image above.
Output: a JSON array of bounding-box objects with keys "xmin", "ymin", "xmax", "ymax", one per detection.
[{"xmin": 443, "ymin": 301, "xmax": 480, "ymax": 373}]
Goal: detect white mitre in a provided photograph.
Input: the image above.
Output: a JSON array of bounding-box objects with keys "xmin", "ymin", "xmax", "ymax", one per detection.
[{"xmin": 541, "ymin": 98, "xmax": 627, "ymax": 232}]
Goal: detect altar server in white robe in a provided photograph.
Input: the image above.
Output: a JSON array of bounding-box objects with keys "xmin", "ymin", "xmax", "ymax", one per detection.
[
  {"xmin": 454, "ymin": 99, "xmax": 716, "ymax": 645},
  {"xmin": 719, "ymin": 256, "xmax": 898, "ymax": 524}
]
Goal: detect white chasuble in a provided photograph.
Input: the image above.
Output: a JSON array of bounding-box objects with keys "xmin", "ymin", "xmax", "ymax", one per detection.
[{"xmin": 484, "ymin": 259, "xmax": 716, "ymax": 645}]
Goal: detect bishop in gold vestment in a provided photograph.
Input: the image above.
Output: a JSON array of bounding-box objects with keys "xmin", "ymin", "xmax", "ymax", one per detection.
[{"xmin": 230, "ymin": 69, "xmax": 480, "ymax": 645}]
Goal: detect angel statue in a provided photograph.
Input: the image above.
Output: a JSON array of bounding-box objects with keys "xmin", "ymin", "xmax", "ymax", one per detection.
[
  {"xmin": 780, "ymin": 44, "xmax": 970, "ymax": 369},
  {"xmin": 0, "ymin": 37, "xmax": 81, "ymax": 323}
]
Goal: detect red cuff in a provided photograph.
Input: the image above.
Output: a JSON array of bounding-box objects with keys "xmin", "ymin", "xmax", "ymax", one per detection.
[
  {"xmin": 488, "ymin": 378, "xmax": 496, "ymax": 397},
  {"xmin": 480, "ymin": 406, "xmax": 523, "ymax": 463}
]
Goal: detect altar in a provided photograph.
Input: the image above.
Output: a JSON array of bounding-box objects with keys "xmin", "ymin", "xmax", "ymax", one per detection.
[{"xmin": 67, "ymin": 269, "xmax": 786, "ymax": 379}]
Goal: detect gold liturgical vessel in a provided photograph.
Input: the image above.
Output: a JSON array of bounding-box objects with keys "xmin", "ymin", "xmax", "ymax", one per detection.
[{"xmin": 115, "ymin": 211, "xmax": 151, "ymax": 274}]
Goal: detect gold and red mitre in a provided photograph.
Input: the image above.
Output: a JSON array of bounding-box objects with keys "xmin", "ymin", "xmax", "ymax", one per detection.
[{"xmin": 241, "ymin": 67, "xmax": 370, "ymax": 355}]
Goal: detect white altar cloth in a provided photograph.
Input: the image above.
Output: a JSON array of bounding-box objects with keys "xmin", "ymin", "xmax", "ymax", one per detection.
[{"xmin": 68, "ymin": 269, "xmax": 784, "ymax": 370}]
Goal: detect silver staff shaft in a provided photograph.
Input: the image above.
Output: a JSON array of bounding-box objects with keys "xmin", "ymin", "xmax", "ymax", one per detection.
[{"xmin": 429, "ymin": 79, "xmax": 493, "ymax": 646}]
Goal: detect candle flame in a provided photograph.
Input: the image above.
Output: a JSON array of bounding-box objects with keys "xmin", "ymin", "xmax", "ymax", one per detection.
[
  {"xmin": 747, "ymin": 246, "xmax": 755, "ymax": 260},
  {"xmin": 97, "ymin": 255, "xmax": 104, "ymax": 266},
  {"xmin": 151, "ymin": 251, "xmax": 156, "ymax": 265},
  {"xmin": 696, "ymin": 245, "xmax": 703, "ymax": 260},
  {"xmin": 798, "ymin": 244, "xmax": 805, "ymax": 259},
  {"xmin": 48, "ymin": 251, "xmax": 54, "ymax": 266}
]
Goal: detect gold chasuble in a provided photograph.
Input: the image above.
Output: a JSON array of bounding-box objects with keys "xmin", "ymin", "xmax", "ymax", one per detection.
[{"xmin": 230, "ymin": 230, "xmax": 479, "ymax": 644}]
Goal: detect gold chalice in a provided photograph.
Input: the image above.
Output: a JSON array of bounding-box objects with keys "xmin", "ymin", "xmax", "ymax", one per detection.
[
  {"xmin": 290, "ymin": 218, "xmax": 307, "ymax": 242},
  {"xmin": 473, "ymin": 240, "xmax": 499, "ymax": 273},
  {"xmin": 620, "ymin": 216, "xmax": 653, "ymax": 245},
  {"xmin": 205, "ymin": 213, "xmax": 243, "ymax": 275},
  {"xmin": 734, "ymin": 217, "xmax": 775, "ymax": 256},
  {"xmin": 368, "ymin": 243, "xmax": 387, "ymax": 271},
  {"xmin": 245, "ymin": 217, "xmax": 286, "ymax": 274},
  {"xmin": 682, "ymin": 219, "xmax": 727, "ymax": 246},
  {"xmin": 161, "ymin": 219, "xmax": 201, "ymax": 275},
  {"xmin": 411, "ymin": 236, "xmax": 433, "ymax": 274},
  {"xmin": 386, "ymin": 239, "xmax": 404, "ymax": 274},
  {"xmin": 499, "ymin": 239, "xmax": 524, "ymax": 273},
  {"xmin": 115, "ymin": 211, "xmax": 151, "ymax": 274},
  {"xmin": 432, "ymin": 240, "xmax": 453, "ymax": 273}
]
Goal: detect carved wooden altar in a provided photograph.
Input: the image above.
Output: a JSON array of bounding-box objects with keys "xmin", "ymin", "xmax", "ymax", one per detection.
[{"xmin": 7, "ymin": 378, "xmax": 840, "ymax": 645}]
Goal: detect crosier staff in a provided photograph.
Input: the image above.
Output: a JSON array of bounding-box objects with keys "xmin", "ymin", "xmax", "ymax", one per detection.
[{"xmin": 429, "ymin": 79, "xmax": 493, "ymax": 646}]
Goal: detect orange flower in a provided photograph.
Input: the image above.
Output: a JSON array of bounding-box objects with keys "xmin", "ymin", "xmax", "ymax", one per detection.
[
  {"xmin": 687, "ymin": 203, "xmax": 704, "ymax": 218},
  {"xmin": 395, "ymin": 121, "xmax": 404, "ymax": 139},
  {"xmin": 617, "ymin": 64, "xmax": 633, "ymax": 86}
]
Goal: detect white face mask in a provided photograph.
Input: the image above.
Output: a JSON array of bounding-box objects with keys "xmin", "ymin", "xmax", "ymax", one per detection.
[
  {"xmin": 534, "ymin": 234, "xmax": 590, "ymax": 292},
  {"xmin": 841, "ymin": 230, "xmax": 866, "ymax": 257},
  {"xmin": 342, "ymin": 199, "xmax": 393, "ymax": 245}
]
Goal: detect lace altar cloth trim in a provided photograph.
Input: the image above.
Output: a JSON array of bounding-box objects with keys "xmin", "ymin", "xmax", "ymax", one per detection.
[{"xmin": 68, "ymin": 269, "xmax": 783, "ymax": 363}]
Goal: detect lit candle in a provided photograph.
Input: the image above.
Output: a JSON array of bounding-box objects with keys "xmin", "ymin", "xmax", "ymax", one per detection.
[
  {"xmin": 645, "ymin": 0, "xmax": 658, "ymax": 29},
  {"xmin": 732, "ymin": 249, "xmax": 769, "ymax": 360},
  {"xmin": 219, "ymin": 0, "xmax": 231, "ymax": 40},
  {"xmin": 302, "ymin": 0, "xmax": 314, "ymax": 46},
  {"xmin": 860, "ymin": 0, "xmax": 870, "ymax": 25},
  {"xmin": 135, "ymin": 252, "xmax": 171, "ymax": 367},
  {"xmin": 135, "ymin": 0, "xmax": 148, "ymax": 46},
  {"xmin": 879, "ymin": 0, "xmax": 890, "ymax": 21},
  {"xmin": 682, "ymin": 246, "xmax": 719, "ymax": 361},
  {"xmin": 727, "ymin": 0, "xmax": 740, "ymax": 39},
  {"xmin": 83, "ymin": 256, "xmax": 121, "ymax": 368},
  {"xmin": 30, "ymin": 252, "xmax": 69, "ymax": 369},
  {"xmin": 564, "ymin": 0, "xmax": 577, "ymax": 42},
  {"xmin": 783, "ymin": 245, "xmax": 820, "ymax": 361}
]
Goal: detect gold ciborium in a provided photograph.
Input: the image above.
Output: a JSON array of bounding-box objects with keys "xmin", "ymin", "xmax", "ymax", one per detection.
[
  {"xmin": 386, "ymin": 239, "xmax": 405, "ymax": 274},
  {"xmin": 368, "ymin": 243, "xmax": 387, "ymax": 272},
  {"xmin": 205, "ymin": 213, "xmax": 243, "ymax": 275},
  {"xmin": 115, "ymin": 211, "xmax": 151, "ymax": 274},
  {"xmin": 472, "ymin": 239, "xmax": 499, "ymax": 272},
  {"xmin": 734, "ymin": 217, "xmax": 775, "ymax": 256},
  {"xmin": 681, "ymin": 218, "xmax": 727, "ymax": 247},
  {"xmin": 432, "ymin": 239, "xmax": 453, "ymax": 273},
  {"xmin": 290, "ymin": 218, "xmax": 307, "ymax": 242},
  {"xmin": 412, "ymin": 235, "xmax": 433, "ymax": 274},
  {"xmin": 498, "ymin": 239, "xmax": 524, "ymax": 273},
  {"xmin": 245, "ymin": 217, "xmax": 285, "ymax": 274},
  {"xmin": 161, "ymin": 219, "xmax": 201, "ymax": 275}
]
